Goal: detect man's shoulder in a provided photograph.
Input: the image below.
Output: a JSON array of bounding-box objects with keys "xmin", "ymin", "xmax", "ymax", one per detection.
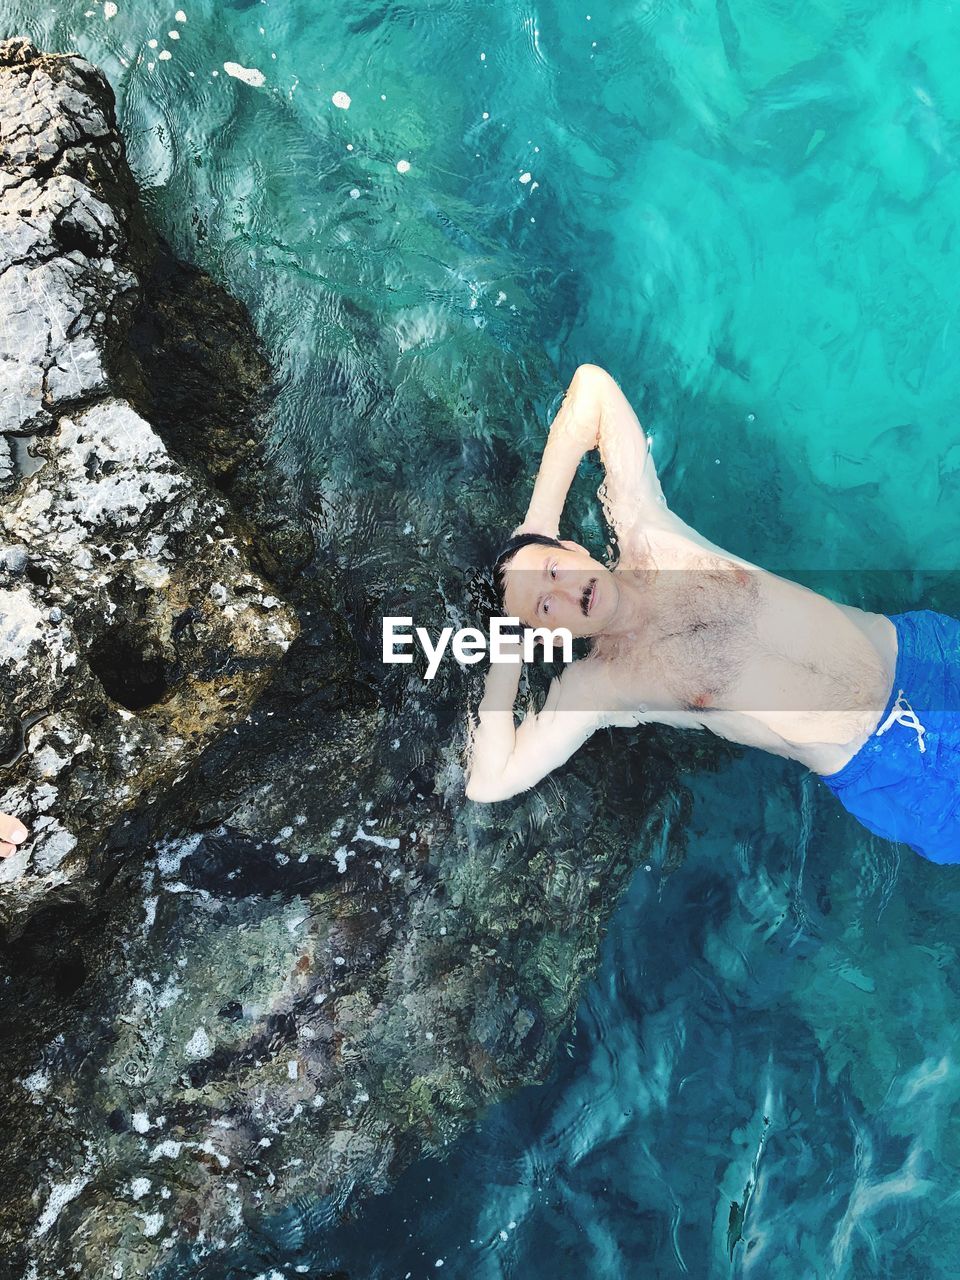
[
  {"xmin": 608, "ymin": 507, "xmax": 711, "ymax": 569},
  {"xmin": 639, "ymin": 508, "xmax": 762, "ymax": 572}
]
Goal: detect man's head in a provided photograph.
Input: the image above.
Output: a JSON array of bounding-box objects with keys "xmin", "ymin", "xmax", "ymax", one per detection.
[{"xmin": 493, "ymin": 531, "xmax": 622, "ymax": 637}]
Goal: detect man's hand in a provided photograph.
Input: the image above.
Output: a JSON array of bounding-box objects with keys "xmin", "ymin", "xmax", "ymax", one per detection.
[
  {"xmin": 530, "ymin": 363, "xmax": 667, "ymax": 551},
  {"xmin": 557, "ymin": 364, "xmax": 605, "ymax": 452},
  {"xmin": 0, "ymin": 813, "xmax": 28, "ymax": 858},
  {"xmin": 465, "ymin": 650, "xmax": 610, "ymax": 803}
]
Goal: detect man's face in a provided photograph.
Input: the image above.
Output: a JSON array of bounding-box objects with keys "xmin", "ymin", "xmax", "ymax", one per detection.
[{"xmin": 501, "ymin": 540, "xmax": 621, "ymax": 637}]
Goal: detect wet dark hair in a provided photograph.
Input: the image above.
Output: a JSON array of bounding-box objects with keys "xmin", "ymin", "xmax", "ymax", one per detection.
[{"xmin": 492, "ymin": 531, "xmax": 564, "ymax": 611}]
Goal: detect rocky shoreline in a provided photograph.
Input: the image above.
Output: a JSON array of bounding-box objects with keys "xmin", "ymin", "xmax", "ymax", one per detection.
[
  {"xmin": 0, "ymin": 38, "xmax": 730, "ymax": 1280},
  {"xmin": 0, "ymin": 37, "xmax": 298, "ymax": 924}
]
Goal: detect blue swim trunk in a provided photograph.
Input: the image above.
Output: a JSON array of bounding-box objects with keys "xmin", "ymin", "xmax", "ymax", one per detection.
[{"xmin": 819, "ymin": 610, "xmax": 960, "ymax": 864}]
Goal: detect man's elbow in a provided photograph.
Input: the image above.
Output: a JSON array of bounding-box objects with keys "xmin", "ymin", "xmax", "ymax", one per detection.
[
  {"xmin": 573, "ymin": 363, "xmax": 616, "ymax": 395},
  {"xmin": 465, "ymin": 771, "xmax": 524, "ymax": 804},
  {"xmin": 574, "ymin": 361, "xmax": 608, "ymax": 382},
  {"xmin": 465, "ymin": 773, "xmax": 503, "ymax": 804}
]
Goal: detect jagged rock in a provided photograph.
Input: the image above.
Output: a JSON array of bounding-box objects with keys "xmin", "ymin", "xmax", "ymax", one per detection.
[{"xmin": 0, "ymin": 38, "xmax": 298, "ymax": 921}]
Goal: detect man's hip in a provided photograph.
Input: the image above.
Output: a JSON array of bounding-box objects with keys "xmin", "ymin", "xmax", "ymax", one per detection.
[{"xmin": 818, "ymin": 609, "xmax": 960, "ymax": 864}]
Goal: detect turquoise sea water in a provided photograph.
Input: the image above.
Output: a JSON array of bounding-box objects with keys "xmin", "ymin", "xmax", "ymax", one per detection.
[{"xmin": 7, "ymin": 0, "xmax": 960, "ymax": 1275}]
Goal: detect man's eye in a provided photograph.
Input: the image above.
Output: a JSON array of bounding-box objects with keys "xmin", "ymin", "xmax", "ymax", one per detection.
[
  {"xmin": 550, "ymin": 564, "xmax": 558, "ymax": 579},
  {"xmin": 543, "ymin": 597, "xmax": 551, "ymax": 615}
]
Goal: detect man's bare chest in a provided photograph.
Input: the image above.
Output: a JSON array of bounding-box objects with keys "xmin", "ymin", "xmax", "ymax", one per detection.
[
  {"xmin": 643, "ymin": 561, "xmax": 763, "ymax": 709},
  {"xmin": 602, "ymin": 535, "xmax": 888, "ymax": 724},
  {"xmin": 595, "ymin": 538, "xmax": 766, "ymax": 711}
]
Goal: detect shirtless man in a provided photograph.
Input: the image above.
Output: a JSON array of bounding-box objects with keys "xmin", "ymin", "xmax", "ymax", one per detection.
[
  {"xmin": 465, "ymin": 364, "xmax": 960, "ymax": 864},
  {"xmin": 0, "ymin": 813, "xmax": 28, "ymax": 858}
]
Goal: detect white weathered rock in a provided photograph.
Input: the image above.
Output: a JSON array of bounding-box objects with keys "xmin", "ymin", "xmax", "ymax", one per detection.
[{"xmin": 0, "ymin": 39, "xmax": 298, "ymax": 921}]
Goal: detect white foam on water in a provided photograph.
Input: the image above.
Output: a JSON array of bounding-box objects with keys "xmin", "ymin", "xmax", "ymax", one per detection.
[
  {"xmin": 22, "ymin": 1068, "xmax": 50, "ymax": 1095},
  {"xmin": 199, "ymin": 1139, "xmax": 230, "ymax": 1168},
  {"xmin": 155, "ymin": 832, "xmax": 202, "ymax": 877},
  {"xmin": 103, "ymin": 1, "xmax": 117, "ymax": 17},
  {"xmin": 396, "ymin": 159, "xmax": 411, "ymax": 173},
  {"xmin": 332, "ymin": 90, "xmax": 351, "ymax": 109},
  {"xmin": 184, "ymin": 1026, "xmax": 212, "ymax": 1058},
  {"xmin": 355, "ymin": 825, "xmax": 400, "ymax": 849},
  {"xmin": 35, "ymin": 1174, "xmax": 90, "ymax": 1237},
  {"xmin": 149, "ymin": 1139, "xmax": 184, "ymax": 1161},
  {"xmin": 224, "ymin": 61, "xmax": 266, "ymax": 87},
  {"xmin": 175, "ymin": 7, "xmax": 186, "ymax": 18}
]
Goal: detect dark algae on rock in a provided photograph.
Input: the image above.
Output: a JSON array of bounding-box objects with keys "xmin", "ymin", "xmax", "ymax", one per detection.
[{"xmin": 0, "ymin": 38, "xmax": 733, "ymax": 1280}]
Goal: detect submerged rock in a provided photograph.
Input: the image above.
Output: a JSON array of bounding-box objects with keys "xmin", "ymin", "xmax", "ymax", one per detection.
[
  {"xmin": 0, "ymin": 39, "xmax": 298, "ymax": 921},
  {"xmin": 5, "ymin": 673, "xmax": 707, "ymax": 1280},
  {"xmin": 0, "ymin": 37, "xmax": 734, "ymax": 1280}
]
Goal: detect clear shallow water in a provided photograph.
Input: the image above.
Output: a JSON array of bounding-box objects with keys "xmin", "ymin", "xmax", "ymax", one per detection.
[{"xmin": 6, "ymin": 0, "xmax": 960, "ymax": 1275}]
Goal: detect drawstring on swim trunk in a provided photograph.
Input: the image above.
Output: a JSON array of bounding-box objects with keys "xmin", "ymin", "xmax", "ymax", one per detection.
[{"xmin": 876, "ymin": 689, "xmax": 927, "ymax": 754}]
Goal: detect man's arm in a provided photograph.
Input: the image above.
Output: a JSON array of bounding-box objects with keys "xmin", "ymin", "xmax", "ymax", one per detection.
[
  {"xmin": 515, "ymin": 364, "xmax": 666, "ymax": 542},
  {"xmin": 514, "ymin": 365, "xmax": 597, "ymax": 538},
  {"xmin": 589, "ymin": 365, "xmax": 668, "ymax": 544},
  {"xmin": 0, "ymin": 813, "xmax": 28, "ymax": 858},
  {"xmin": 465, "ymin": 658, "xmax": 610, "ymax": 803}
]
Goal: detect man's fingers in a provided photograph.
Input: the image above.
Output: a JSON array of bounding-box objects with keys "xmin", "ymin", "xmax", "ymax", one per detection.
[
  {"xmin": 0, "ymin": 814, "xmax": 28, "ymax": 844},
  {"xmin": 0, "ymin": 841, "xmax": 15, "ymax": 858}
]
